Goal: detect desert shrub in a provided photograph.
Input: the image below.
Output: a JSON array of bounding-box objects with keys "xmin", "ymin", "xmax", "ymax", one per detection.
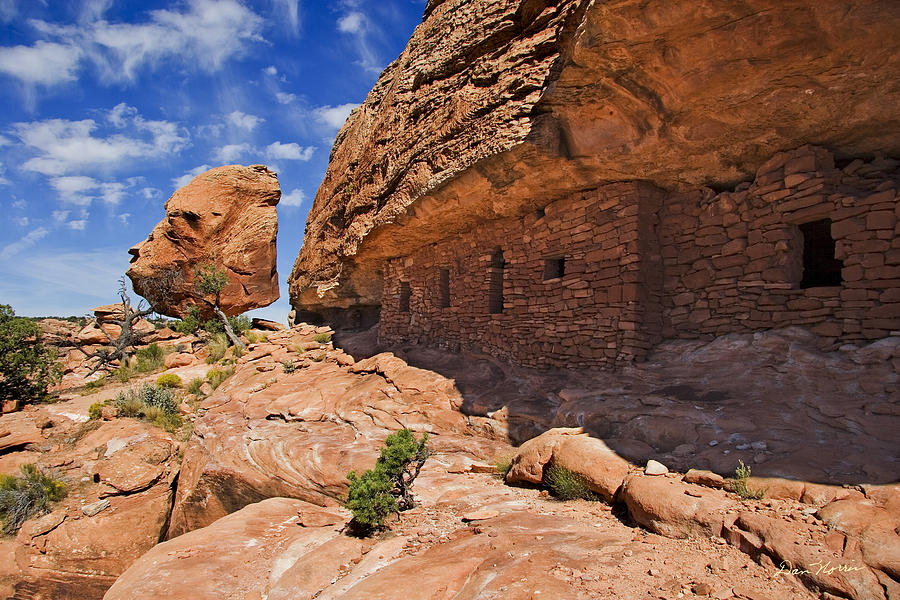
[
  {"xmin": 112, "ymin": 360, "xmax": 134, "ymax": 383},
  {"xmin": 156, "ymin": 373, "xmax": 182, "ymax": 389},
  {"xmin": 88, "ymin": 401, "xmax": 103, "ymax": 420},
  {"xmin": 543, "ymin": 463, "xmax": 597, "ymax": 501},
  {"xmin": 282, "ymin": 360, "xmax": 296, "ymax": 374},
  {"xmin": 313, "ymin": 333, "xmax": 332, "ymax": 344},
  {"xmin": 115, "ymin": 383, "xmax": 177, "ymax": 417},
  {"xmin": 228, "ymin": 315, "xmax": 251, "ymax": 334},
  {"xmin": 494, "ymin": 456, "xmax": 513, "ymax": 479},
  {"xmin": 0, "ymin": 464, "xmax": 67, "ymax": 534},
  {"xmin": 134, "ymin": 343, "xmax": 166, "ymax": 373},
  {"xmin": 83, "ymin": 375, "xmax": 107, "ymax": 392},
  {"xmin": 730, "ymin": 460, "xmax": 765, "ymax": 500},
  {"xmin": 174, "ymin": 307, "xmax": 200, "ymax": 335},
  {"xmin": 0, "ymin": 304, "xmax": 58, "ymax": 405},
  {"xmin": 206, "ymin": 367, "xmax": 233, "ymax": 391},
  {"xmin": 186, "ymin": 377, "xmax": 204, "ymax": 395},
  {"xmin": 205, "ymin": 334, "xmax": 229, "ymax": 364},
  {"xmin": 345, "ymin": 428, "xmax": 429, "ymax": 533},
  {"xmin": 245, "ymin": 331, "xmax": 259, "ymax": 344}
]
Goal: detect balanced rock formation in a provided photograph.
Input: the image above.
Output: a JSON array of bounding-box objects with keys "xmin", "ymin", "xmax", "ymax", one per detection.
[
  {"xmin": 288, "ymin": 0, "xmax": 900, "ymax": 321},
  {"xmin": 128, "ymin": 164, "xmax": 280, "ymax": 319}
]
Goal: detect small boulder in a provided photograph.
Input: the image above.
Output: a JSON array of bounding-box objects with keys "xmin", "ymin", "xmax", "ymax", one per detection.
[
  {"xmin": 645, "ymin": 460, "xmax": 669, "ymax": 476},
  {"xmin": 164, "ymin": 352, "xmax": 194, "ymax": 369},
  {"xmin": 251, "ymin": 318, "xmax": 286, "ymax": 331},
  {"xmin": 82, "ymin": 499, "xmax": 111, "ymax": 517},
  {"xmin": 684, "ymin": 469, "xmax": 725, "ymax": 488}
]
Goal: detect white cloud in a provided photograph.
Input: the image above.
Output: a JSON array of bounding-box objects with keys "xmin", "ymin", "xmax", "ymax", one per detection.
[
  {"xmin": 141, "ymin": 187, "xmax": 160, "ymax": 200},
  {"xmin": 50, "ymin": 175, "xmax": 98, "ymax": 205},
  {"xmin": 0, "ymin": 134, "xmax": 10, "ymax": 146},
  {"xmin": 118, "ymin": 213, "xmax": 131, "ymax": 224},
  {"xmin": 172, "ymin": 164, "xmax": 211, "ymax": 189},
  {"xmin": 337, "ymin": 11, "xmax": 365, "ymax": 34},
  {"xmin": 280, "ymin": 187, "xmax": 305, "ymax": 207},
  {"xmin": 0, "ymin": 41, "xmax": 81, "ymax": 86},
  {"xmin": 226, "ymin": 110, "xmax": 264, "ymax": 131},
  {"xmin": 100, "ymin": 181, "xmax": 126, "ymax": 205},
  {"xmin": 212, "ymin": 143, "xmax": 252, "ymax": 163},
  {"xmin": 271, "ymin": 0, "xmax": 300, "ymax": 35},
  {"xmin": 14, "ymin": 104, "xmax": 188, "ymax": 176},
  {"xmin": 314, "ymin": 103, "xmax": 359, "ymax": 129},
  {"xmin": 275, "ymin": 91, "xmax": 296, "ymax": 105},
  {"xmin": 14, "ymin": 216, "xmax": 28, "ymax": 226},
  {"xmin": 68, "ymin": 219, "xmax": 88, "ymax": 230},
  {"xmin": 12, "ymin": 199, "xmax": 26, "ymax": 210},
  {"xmin": 263, "ymin": 65, "xmax": 277, "ymax": 76},
  {"xmin": 0, "ymin": 227, "xmax": 49, "ymax": 260},
  {"xmin": 52, "ymin": 210, "xmax": 70, "ymax": 223},
  {"xmin": 265, "ymin": 141, "xmax": 314, "ymax": 161},
  {"xmin": 29, "ymin": 0, "xmax": 264, "ymax": 83}
]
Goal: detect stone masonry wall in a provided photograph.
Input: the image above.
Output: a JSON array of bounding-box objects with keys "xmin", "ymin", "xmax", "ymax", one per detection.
[
  {"xmin": 660, "ymin": 146, "xmax": 900, "ymax": 345},
  {"xmin": 379, "ymin": 182, "xmax": 664, "ymax": 368},
  {"xmin": 379, "ymin": 147, "xmax": 899, "ymax": 367}
]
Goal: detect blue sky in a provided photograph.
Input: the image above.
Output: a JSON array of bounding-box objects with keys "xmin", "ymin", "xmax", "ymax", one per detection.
[{"xmin": 0, "ymin": 0, "xmax": 424, "ymax": 321}]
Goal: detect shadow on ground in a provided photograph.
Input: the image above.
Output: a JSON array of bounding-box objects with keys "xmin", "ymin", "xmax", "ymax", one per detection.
[{"xmin": 337, "ymin": 325, "xmax": 899, "ymax": 486}]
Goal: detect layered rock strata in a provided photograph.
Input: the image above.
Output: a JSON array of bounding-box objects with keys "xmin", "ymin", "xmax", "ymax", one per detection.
[{"xmin": 128, "ymin": 165, "xmax": 280, "ymax": 319}]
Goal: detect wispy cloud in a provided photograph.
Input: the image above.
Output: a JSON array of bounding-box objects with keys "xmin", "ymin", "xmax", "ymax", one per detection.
[
  {"xmin": 336, "ymin": 7, "xmax": 381, "ymax": 74},
  {"xmin": 0, "ymin": 41, "xmax": 81, "ymax": 86},
  {"xmin": 275, "ymin": 91, "xmax": 296, "ymax": 105},
  {"xmin": 265, "ymin": 141, "xmax": 314, "ymax": 160},
  {"xmin": 226, "ymin": 110, "xmax": 264, "ymax": 131},
  {"xmin": 270, "ymin": 0, "xmax": 300, "ymax": 36},
  {"xmin": 280, "ymin": 187, "xmax": 306, "ymax": 206},
  {"xmin": 14, "ymin": 103, "xmax": 189, "ymax": 176},
  {"xmin": 172, "ymin": 164, "xmax": 211, "ymax": 189},
  {"xmin": 21, "ymin": 0, "xmax": 265, "ymax": 85},
  {"xmin": 68, "ymin": 219, "xmax": 87, "ymax": 230},
  {"xmin": 314, "ymin": 103, "xmax": 359, "ymax": 129},
  {"xmin": 0, "ymin": 226, "xmax": 49, "ymax": 260}
]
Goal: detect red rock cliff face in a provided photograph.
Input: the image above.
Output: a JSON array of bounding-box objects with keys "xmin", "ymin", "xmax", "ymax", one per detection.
[
  {"xmin": 289, "ymin": 0, "xmax": 900, "ymax": 315},
  {"xmin": 128, "ymin": 164, "xmax": 280, "ymax": 318}
]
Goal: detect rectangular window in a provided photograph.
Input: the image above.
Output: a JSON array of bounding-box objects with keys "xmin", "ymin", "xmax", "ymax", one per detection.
[
  {"xmin": 439, "ymin": 268, "xmax": 450, "ymax": 308},
  {"xmin": 543, "ymin": 257, "xmax": 565, "ymax": 281},
  {"xmin": 799, "ymin": 219, "xmax": 842, "ymax": 288},
  {"xmin": 399, "ymin": 281, "xmax": 411, "ymax": 313}
]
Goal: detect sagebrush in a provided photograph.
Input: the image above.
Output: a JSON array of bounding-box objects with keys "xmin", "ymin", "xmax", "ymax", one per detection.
[{"xmin": 0, "ymin": 464, "xmax": 66, "ymax": 534}]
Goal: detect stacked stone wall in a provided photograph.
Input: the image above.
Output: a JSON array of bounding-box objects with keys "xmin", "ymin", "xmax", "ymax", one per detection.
[
  {"xmin": 660, "ymin": 146, "xmax": 900, "ymax": 345},
  {"xmin": 378, "ymin": 146, "xmax": 899, "ymax": 367},
  {"xmin": 379, "ymin": 182, "xmax": 663, "ymax": 368}
]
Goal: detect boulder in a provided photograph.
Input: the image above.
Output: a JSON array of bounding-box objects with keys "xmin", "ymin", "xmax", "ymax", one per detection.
[
  {"xmin": 164, "ymin": 352, "xmax": 194, "ymax": 369},
  {"xmin": 251, "ymin": 318, "xmax": 286, "ymax": 331},
  {"xmin": 621, "ymin": 474, "xmax": 734, "ymax": 538},
  {"xmin": 505, "ymin": 428, "xmax": 629, "ymax": 501},
  {"xmin": 127, "ymin": 164, "xmax": 280, "ymax": 318}
]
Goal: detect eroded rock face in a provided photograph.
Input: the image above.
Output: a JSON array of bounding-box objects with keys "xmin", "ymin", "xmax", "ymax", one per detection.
[
  {"xmin": 289, "ymin": 0, "xmax": 900, "ymax": 313},
  {"xmin": 128, "ymin": 164, "xmax": 280, "ymax": 318}
]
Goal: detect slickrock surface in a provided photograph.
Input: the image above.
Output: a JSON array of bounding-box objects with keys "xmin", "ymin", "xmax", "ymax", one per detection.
[
  {"xmin": 0, "ymin": 415, "xmax": 180, "ymax": 599},
  {"xmin": 289, "ymin": 0, "xmax": 900, "ymax": 312},
  {"xmin": 128, "ymin": 164, "xmax": 280, "ymax": 318}
]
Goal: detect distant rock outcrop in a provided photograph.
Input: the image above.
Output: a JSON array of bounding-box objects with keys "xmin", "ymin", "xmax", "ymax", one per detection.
[
  {"xmin": 128, "ymin": 164, "xmax": 280, "ymax": 319},
  {"xmin": 288, "ymin": 0, "xmax": 900, "ymax": 316}
]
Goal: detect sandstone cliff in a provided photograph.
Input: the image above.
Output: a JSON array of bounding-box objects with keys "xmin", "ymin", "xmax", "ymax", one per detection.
[
  {"xmin": 288, "ymin": 0, "xmax": 900, "ymax": 315},
  {"xmin": 128, "ymin": 164, "xmax": 280, "ymax": 319}
]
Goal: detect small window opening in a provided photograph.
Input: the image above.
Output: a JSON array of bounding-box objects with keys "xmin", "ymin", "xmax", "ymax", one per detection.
[
  {"xmin": 799, "ymin": 219, "xmax": 842, "ymax": 288},
  {"xmin": 399, "ymin": 281, "xmax": 411, "ymax": 313},
  {"xmin": 543, "ymin": 257, "xmax": 565, "ymax": 281},
  {"xmin": 534, "ymin": 207, "xmax": 545, "ymax": 219},
  {"xmin": 439, "ymin": 268, "xmax": 450, "ymax": 308},
  {"xmin": 489, "ymin": 249, "xmax": 505, "ymax": 314}
]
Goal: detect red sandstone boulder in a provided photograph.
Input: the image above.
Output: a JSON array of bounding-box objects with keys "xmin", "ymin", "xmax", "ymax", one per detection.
[
  {"xmin": 164, "ymin": 352, "xmax": 194, "ymax": 369},
  {"xmin": 37, "ymin": 318, "xmax": 79, "ymax": 346},
  {"xmin": 621, "ymin": 473, "xmax": 734, "ymax": 539},
  {"xmin": 505, "ymin": 427, "xmax": 630, "ymax": 502},
  {"xmin": 127, "ymin": 164, "xmax": 280, "ymax": 318}
]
